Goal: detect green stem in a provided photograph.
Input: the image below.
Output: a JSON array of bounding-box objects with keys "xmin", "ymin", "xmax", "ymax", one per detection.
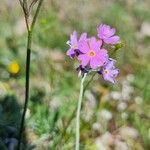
[
  {"xmin": 17, "ymin": 31, "xmax": 32, "ymax": 150},
  {"xmin": 75, "ymin": 73, "xmax": 87, "ymax": 150},
  {"xmin": 30, "ymin": 0, "xmax": 44, "ymax": 31},
  {"xmin": 17, "ymin": 0, "xmax": 44, "ymax": 149},
  {"xmin": 52, "ymin": 72, "xmax": 96, "ymax": 149},
  {"xmin": 83, "ymin": 72, "xmax": 97, "ymax": 96}
]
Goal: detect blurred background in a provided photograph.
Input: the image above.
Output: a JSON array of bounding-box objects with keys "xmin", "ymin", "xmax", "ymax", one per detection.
[{"xmin": 0, "ymin": 0, "xmax": 150, "ymax": 149}]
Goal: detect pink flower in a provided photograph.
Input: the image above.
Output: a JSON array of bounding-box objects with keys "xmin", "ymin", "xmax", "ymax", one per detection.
[
  {"xmin": 97, "ymin": 24, "xmax": 120, "ymax": 45},
  {"xmin": 101, "ymin": 58, "xmax": 119, "ymax": 83},
  {"xmin": 66, "ymin": 31, "xmax": 87, "ymax": 58},
  {"xmin": 78, "ymin": 37, "xmax": 108, "ymax": 69}
]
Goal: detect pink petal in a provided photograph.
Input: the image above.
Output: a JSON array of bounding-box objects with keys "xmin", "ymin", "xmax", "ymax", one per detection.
[
  {"xmin": 78, "ymin": 40, "xmax": 89, "ymax": 53},
  {"xmin": 104, "ymin": 75, "xmax": 115, "ymax": 83},
  {"xmin": 96, "ymin": 49, "xmax": 108, "ymax": 65},
  {"xmin": 79, "ymin": 33, "xmax": 87, "ymax": 41},
  {"xmin": 71, "ymin": 31, "xmax": 78, "ymax": 45},
  {"xmin": 89, "ymin": 37, "xmax": 102, "ymax": 51},
  {"xmin": 105, "ymin": 59, "xmax": 116, "ymax": 69},
  {"xmin": 97, "ymin": 40, "xmax": 103, "ymax": 48},
  {"xmin": 104, "ymin": 36, "xmax": 120, "ymax": 44},
  {"xmin": 66, "ymin": 48, "xmax": 74, "ymax": 56},
  {"xmin": 89, "ymin": 37, "xmax": 97, "ymax": 49},
  {"xmin": 78, "ymin": 54, "xmax": 89, "ymax": 66},
  {"xmin": 109, "ymin": 28, "xmax": 116, "ymax": 37},
  {"xmin": 111, "ymin": 69, "xmax": 119, "ymax": 77},
  {"xmin": 103, "ymin": 25, "xmax": 110, "ymax": 36},
  {"xmin": 90, "ymin": 58, "xmax": 99, "ymax": 69},
  {"xmin": 97, "ymin": 24, "xmax": 117, "ymax": 39},
  {"xmin": 97, "ymin": 24, "xmax": 105, "ymax": 39}
]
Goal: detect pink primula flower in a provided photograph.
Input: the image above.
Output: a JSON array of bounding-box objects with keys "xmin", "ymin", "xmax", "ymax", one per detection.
[
  {"xmin": 66, "ymin": 31, "xmax": 87, "ymax": 58},
  {"xmin": 101, "ymin": 58, "xmax": 119, "ymax": 83},
  {"xmin": 97, "ymin": 24, "xmax": 120, "ymax": 45},
  {"xmin": 78, "ymin": 37, "xmax": 108, "ymax": 69}
]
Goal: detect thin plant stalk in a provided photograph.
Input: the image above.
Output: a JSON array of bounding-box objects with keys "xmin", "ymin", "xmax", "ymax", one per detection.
[
  {"xmin": 83, "ymin": 72, "xmax": 96, "ymax": 96},
  {"xmin": 75, "ymin": 73, "xmax": 87, "ymax": 150},
  {"xmin": 17, "ymin": 0, "xmax": 44, "ymax": 149},
  {"xmin": 52, "ymin": 73, "xmax": 96, "ymax": 149}
]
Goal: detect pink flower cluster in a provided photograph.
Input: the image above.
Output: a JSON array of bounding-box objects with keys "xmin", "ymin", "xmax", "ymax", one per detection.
[{"xmin": 66, "ymin": 24, "xmax": 120, "ymax": 83}]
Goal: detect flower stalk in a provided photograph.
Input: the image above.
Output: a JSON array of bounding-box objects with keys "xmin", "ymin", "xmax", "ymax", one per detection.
[
  {"xmin": 17, "ymin": 0, "xmax": 44, "ymax": 149},
  {"xmin": 75, "ymin": 73, "xmax": 87, "ymax": 150}
]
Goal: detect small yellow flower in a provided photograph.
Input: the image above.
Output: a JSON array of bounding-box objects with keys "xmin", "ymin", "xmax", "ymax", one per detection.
[{"xmin": 8, "ymin": 61, "xmax": 20, "ymax": 74}]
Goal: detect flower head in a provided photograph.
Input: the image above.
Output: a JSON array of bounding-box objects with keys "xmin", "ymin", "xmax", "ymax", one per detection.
[
  {"xmin": 101, "ymin": 58, "xmax": 119, "ymax": 83},
  {"xmin": 78, "ymin": 37, "xmax": 108, "ymax": 69},
  {"xmin": 66, "ymin": 31, "xmax": 87, "ymax": 58},
  {"xmin": 97, "ymin": 24, "xmax": 120, "ymax": 45},
  {"xmin": 66, "ymin": 23, "xmax": 121, "ymax": 84},
  {"xmin": 8, "ymin": 61, "xmax": 20, "ymax": 74}
]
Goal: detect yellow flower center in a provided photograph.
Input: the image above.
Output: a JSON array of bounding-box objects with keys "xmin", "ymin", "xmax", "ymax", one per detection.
[
  {"xmin": 73, "ymin": 44, "xmax": 78, "ymax": 49},
  {"xmin": 104, "ymin": 70, "xmax": 109, "ymax": 74},
  {"xmin": 89, "ymin": 50, "xmax": 95, "ymax": 57}
]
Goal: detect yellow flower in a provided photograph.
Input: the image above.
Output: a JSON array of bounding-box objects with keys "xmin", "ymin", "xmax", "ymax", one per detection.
[{"xmin": 8, "ymin": 61, "xmax": 20, "ymax": 74}]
